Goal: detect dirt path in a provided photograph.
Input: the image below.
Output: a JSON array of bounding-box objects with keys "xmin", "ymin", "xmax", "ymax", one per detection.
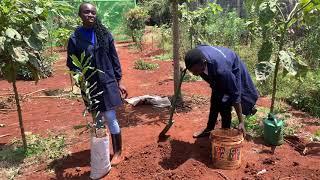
[{"xmin": 0, "ymin": 43, "xmax": 319, "ymax": 180}]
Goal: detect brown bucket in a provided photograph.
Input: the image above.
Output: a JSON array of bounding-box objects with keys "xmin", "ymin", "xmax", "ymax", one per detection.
[{"xmin": 211, "ymin": 129, "xmax": 244, "ymax": 170}]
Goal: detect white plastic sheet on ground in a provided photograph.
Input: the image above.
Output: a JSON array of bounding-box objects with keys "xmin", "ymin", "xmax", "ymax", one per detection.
[
  {"xmin": 125, "ymin": 95, "xmax": 171, "ymax": 108},
  {"xmin": 90, "ymin": 131, "xmax": 111, "ymax": 180}
]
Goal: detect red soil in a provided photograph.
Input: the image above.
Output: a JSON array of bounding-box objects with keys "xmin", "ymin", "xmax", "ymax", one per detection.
[{"xmin": 0, "ymin": 42, "xmax": 319, "ymax": 180}]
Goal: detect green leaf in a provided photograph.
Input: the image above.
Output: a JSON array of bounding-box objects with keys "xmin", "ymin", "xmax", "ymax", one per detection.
[
  {"xmin": 279, "ymin": 50, "xmax": 297, "ymax": 76},
  {"xmin": 72, "ymin": 73, "xmax": 80, "ymax": 85},
  {"xmin": 31, "ymin": 23, "xmax": 48, "ymax": 40},
  {"xmin": 70, "ymin": 55, "xmax": 82, "ymax": 69},
  {"xmin": 0, "ymin": 36, "xmax": 5, "ymax": 53},
  {"xmin": 258, "ymin": 40, "xmax": 273, "ymax": 62},
  {"xmin": 91, "ymin": 91, "xmax": 104, "ymax": 98},
  {"xmin": 26, "ymin": 62, "xmax": 40, "ymax": 83},
  {"xmin": 5, "ymin": 28, "xmax": 21, "ymax": 40},
  {"xmin": 255, "ymin": 61, "xmax": 275, "ymax": 81},
  {"xmin": 24, "ymin": 34, "xmax": 43, "ymax": 51},
  {"xmin": 82, "ymin": 66, "xmax": 90, "ymax": 76},
  {"xmin": 12, "ymin": 47, "xmax": 29, "ymax": 63},
  {"xmin": 86, "ymin": 69, "xmax": 99, "ymax": 81},
  {"xmin": 35, "ymin": 7, "xmax": 44, "ymax": 15},
  {"xmin": 258, "ymin": 1, "xmax": 277, "ymax": 25},
  {"xmin": 88, "ymin": 82, "xmax": 98, "ymax": 90},
  {"xmin": 287, "ymin": 17, "xmax": 298, "ymax": 28},
  {"xmin": 295, "ymin": 55, "xmax": 309, "ymax": 78},
  {"xmin": 80, "ymin": 51, "xmax": 85, "ymax": 63},
  {"xmin": 89, "ymin": 86, "xmax": 98, "ymax": 95},
  {"xmin": 83, "ymin": 55, "xmax": 92, "ymax": 68},
  {"xmin": 28, "ymin": 53, "xmax": 41, "ymax": 71},
  {"xmin": 1, "ymin": 62, "xmax": 15, "ymax": 83}
]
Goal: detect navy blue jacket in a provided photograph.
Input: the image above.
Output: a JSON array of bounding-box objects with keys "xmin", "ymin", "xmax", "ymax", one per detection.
[
  {"xmin": 67, "ymin": 27, "xmax": 122, "ymax": 111},
  {"xmin": 197, "ymin": 45, "xmax": 258, "ymax": 115}
]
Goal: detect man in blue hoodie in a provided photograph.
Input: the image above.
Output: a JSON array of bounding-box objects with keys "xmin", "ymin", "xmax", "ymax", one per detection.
[{"xmin": 185, "ymin": 45, "xmax": 258, "ymax": 138}]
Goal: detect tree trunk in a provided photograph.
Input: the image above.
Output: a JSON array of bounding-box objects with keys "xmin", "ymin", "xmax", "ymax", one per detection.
[
  {"xmin": 12, "ymin": 75, "xmax": 27, "ymax": 150},
  {"xmin": 172, "ymin": 0, "xmax": 181, "ymax": 100},
  {"xmin": 237, "ymin": 0, "xmax": 241, "ymax": 16},
  {"xmin": 270, "ymin": 25, "xmax": 287, "ymax": 114}
]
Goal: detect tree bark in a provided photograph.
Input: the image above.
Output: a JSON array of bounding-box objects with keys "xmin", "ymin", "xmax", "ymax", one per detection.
[
  {"xmin": 172, "ymin": 0, "xmax": 181, "ymax": 100},
  {"xmin": 12, "ymin": 75, "xmax": 27, "ymax": 150}
]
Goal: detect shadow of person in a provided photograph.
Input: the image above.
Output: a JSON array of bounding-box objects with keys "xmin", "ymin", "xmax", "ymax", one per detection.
[
  {"xmin": 158, "ymin": 138, "xmax": 213, "ymax": 170},
  {"xmin": 49, "ymin": 150, "xmax": 90, "ymax": 180}
]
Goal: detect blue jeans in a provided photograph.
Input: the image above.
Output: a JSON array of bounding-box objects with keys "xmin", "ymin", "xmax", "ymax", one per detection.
[{"xmin": 98, "ymin": 110, "xmax": 120, "ymax": 134}]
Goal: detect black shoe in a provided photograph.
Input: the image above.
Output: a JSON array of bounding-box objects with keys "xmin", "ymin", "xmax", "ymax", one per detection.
[{"xmin": 111, "ymin": 133, "xmax": 122, "ymax": 166}]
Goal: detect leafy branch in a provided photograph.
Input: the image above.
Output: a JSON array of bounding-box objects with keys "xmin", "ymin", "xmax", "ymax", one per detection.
[
  {"xmin": 68, "ymin": 52, "xmax": 104, "ymax": 128},
  {"xmin": 253, "ymin": 0, "xmax": 319, "ymax": 113}
]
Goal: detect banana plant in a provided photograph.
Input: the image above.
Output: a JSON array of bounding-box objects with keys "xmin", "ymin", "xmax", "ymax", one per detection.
[
  {"xmin": 68, "ymin": 52, "xmax": 104, "ymax": 128},
  {"xmin": 252, "ymin": 0, "xmax": 320, "ymax": 113},
  {"xmin": 0, "ymin": 0, "xmax": 52, "ymax": 150}
]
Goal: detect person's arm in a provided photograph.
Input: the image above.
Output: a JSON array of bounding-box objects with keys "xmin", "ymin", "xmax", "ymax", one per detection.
[
  {"xmin": 234, "ymin": 102, "xmax": 245, "ymax": 133},
  {"xmin": 221, "ymin": 67, "xmax": 245, "ymax": 133}
]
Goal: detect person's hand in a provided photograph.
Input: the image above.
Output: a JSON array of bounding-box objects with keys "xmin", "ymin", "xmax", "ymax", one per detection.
[
  {"xmin": 118, "ymin": 81, "xmax": 128, "ymax": 99},
  {"xmin": 238, "ymin": 121, "xmax": 246, "ymax": 135}
]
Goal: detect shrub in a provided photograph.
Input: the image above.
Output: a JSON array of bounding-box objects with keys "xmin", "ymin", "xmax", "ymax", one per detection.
[
  {"xmin": 298, "ymin": 20, "xmax": 320, "ymax": 69},
  {"xmin": 287, "ymin": 84, "xmax": 320, "ymax": 117},
  {"xmin": 47, "ymin": 1, "xmax": 79, "ymax": 48},
  {"xmin": 134, "ymin": 59, "xmax": 159, "ymax": 70},
  {"xmin": 125, "ymin": 7, "xmax": 149, "ymax": 49},
  {"xmin": 50, "ymin": 28, "xmax": 73, "ymax": 48},
  {"xmin": 158, "ymin": 24, "xmax": 172, "ymax": 52},
  {"xmin": 15, "ymin": 53, "xmax": 59, "ymax": 80},
  {"xmin": 140, "ymin": 0, "xmax": 171, "ymax": 25},
  {"xmin": 206, "ymin": 11, "xmax": 246, "ymax": 47}
]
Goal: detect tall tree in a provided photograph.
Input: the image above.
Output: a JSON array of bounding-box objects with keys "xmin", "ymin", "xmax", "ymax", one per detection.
[
  {"xmin": 172, "ymin": 0, "xmax": 181, "ymax": 100},
  {"xmin": 0, "ymin": 0, "xmax": 51, "ymax": 150}
]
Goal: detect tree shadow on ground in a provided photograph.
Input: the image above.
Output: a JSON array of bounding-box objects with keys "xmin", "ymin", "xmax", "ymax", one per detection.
[
  {"xmin": 252, "ymin": 137, "xmax": 277, "ymax": 154},
  {"xmin": 0, "ymin": 143, "xmax": 26, "ymax": 170},
  {"xmin": 49, "ymin": 150, "xmax": 90, "ymax": 180},
  {"xmin": 158, "ymin": 138, "xmax": 214, "ymax": 170}
]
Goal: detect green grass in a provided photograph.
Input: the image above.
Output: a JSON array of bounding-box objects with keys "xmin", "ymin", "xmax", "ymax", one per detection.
[
  {"xmin": 232, "ymin": 114, "xmax": 263, "ymax": 137},
  {"xmin": 183, "ymin": 72, "xmax": 202, "ymax": 82},
  {"xmin": 231, "ymin": 106, "xmax": 298, "ymax": 138},
  {"xmin": 313, "ymin": 129, "xmax": 320, "ymax": 141},
  {"xmin": 0, "ymin": 133, "xmax": 67, "ymax": 179},
  {"xmin": 134, "ymin": 59, "xmax": 159, "ymax": 70},
  {"xmin": 283, "ymin": 124, "xmax": 299, "ymax": 136},
  {"xmin": 153, "ymin": 53, "xmax": 172, "ymax": 61}
]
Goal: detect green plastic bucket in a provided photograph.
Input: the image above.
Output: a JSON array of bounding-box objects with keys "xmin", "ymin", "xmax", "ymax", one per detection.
[{"xmin": 263, "ymin": 114, "xmax": 284, "ymax": 146}]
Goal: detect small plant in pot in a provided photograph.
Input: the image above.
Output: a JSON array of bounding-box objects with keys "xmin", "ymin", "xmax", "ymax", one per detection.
[{"xmin": 69, "ymin": 52, "xmax": 111, "ymax": 179}]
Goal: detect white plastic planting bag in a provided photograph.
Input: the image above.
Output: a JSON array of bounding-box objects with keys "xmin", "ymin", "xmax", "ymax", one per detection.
[{"xmin": 90, "ymin": 129, "xmax": 111, "ymax": 180}]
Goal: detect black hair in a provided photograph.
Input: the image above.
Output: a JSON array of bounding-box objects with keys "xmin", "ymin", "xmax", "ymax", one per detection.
[
  {"xmin": 78, "ymin": 2, "xmax": 110, "ymax": 50},
  {"xmin": 93, "ymin": 18, "xmax": 110, "ymax": 50},
  {"xmin": 184, "ymin": 48, "xmax": 206, "ymax": 69}
]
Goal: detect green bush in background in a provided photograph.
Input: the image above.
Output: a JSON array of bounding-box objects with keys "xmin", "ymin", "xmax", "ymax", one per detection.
[{"xmin": 125, "ymin": 6, "xmax": 149, "ymax": 49}]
